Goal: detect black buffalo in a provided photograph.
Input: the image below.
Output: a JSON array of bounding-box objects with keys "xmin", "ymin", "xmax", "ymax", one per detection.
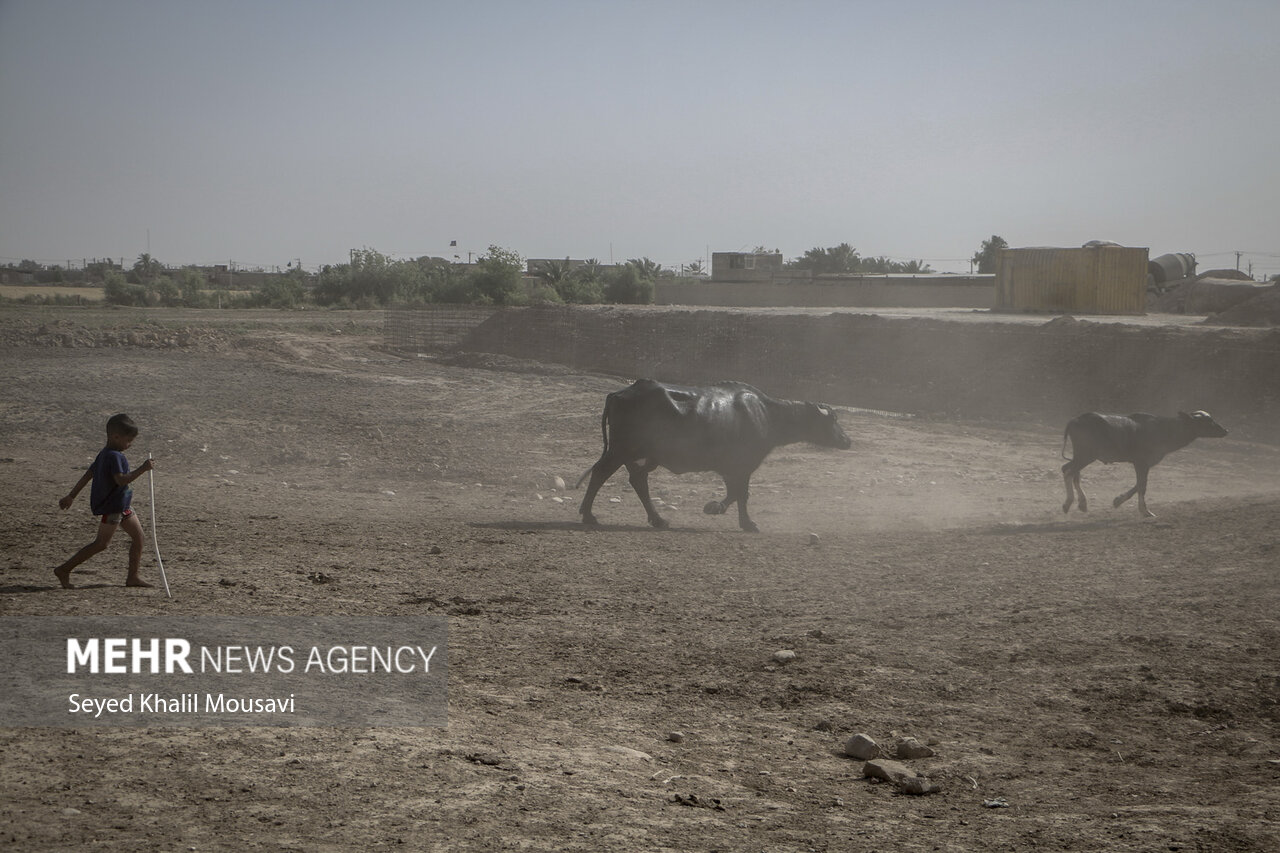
[
  {"xmin": 1060, "ymin": 410, "xmax": 1228, "ymax": 517},
  {"xmin": 577, "ymin": 379, "xmax": 852, "ymax": 531}
]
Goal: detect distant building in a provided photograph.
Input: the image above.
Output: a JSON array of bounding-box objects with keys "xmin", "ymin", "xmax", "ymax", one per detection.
[{"xmin": 711, "ymin": 252, "xmax": 785, "ymax": 282}]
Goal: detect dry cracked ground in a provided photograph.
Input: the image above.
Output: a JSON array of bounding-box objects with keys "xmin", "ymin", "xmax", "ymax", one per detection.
[{"xmin": 2, "ymin": 306, "xmax": 1279, "ymax": 852}]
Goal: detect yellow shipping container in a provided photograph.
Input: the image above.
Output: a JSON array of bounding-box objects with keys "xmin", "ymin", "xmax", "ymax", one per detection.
[{"xmin": 994, "ymin": 245, "xmax": 1148, "ymax": 314}]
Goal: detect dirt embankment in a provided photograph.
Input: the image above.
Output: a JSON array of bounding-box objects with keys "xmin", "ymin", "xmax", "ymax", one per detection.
[{"xmin": 461, "ymin": 306, "xmax": 1280, "ymax": 441}]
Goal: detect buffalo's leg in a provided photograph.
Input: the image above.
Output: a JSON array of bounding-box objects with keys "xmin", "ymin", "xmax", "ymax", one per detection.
[
  {"xmin": 1114, "ymin": 464, "xmax": 1155, "ymax": 517},
  {"xmin": 702, "ymin": 474, "xmax": 757, "ymax": 531},
  {"xmin": 625, "ymin": 461, "xmax": 667, "ymax": 529},
  {"xmin": 703, "ymin": 497, "xmax": 731, "ymax": 515},
  {"xmin": 723, "ymin": 473, "xmax": 757, "ymax": 532},
  {"xmin": 1062, "ymin": 457, "xmax": 1092, "ymax": 513},
  {"xmin": 579, "ymin": 456, "xmax": 624, "ymax": 526},
  {"xmin": 735, "ymin": 486, "xmax": 758, "ymax": 532},
  {"xmin": 1061, "ymin": 462, "xmax": 1076, "ymax": 513}
]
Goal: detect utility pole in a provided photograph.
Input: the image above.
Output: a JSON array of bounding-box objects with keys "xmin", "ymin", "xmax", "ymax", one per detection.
[{"xmin": 1236, "ymin": 251, "xmax": 1242, "ymax": 271}]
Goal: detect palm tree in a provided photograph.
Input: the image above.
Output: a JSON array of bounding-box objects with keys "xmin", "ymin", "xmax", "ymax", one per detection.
[
  {"xmin": 535, "ymin": 258, "xmax": 574, "ymax": 287},
  {"xmin": 133, "ymin": 253, "xmax": 163, "ymax": 283},
  {"xmin": 575, "ymin": 258, "xmax": 602, "ymax": 281},
  {"xmin": 627, "ymin": 257, "xmax": 665, "ymax": 280}
]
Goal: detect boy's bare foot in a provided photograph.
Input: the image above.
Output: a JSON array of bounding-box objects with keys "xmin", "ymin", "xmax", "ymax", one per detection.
[
  {"xmin": 54, "ymin": 567, "xmax": 75, "ymax": 589},
  {"xmin": 125, "ymin": 577, "xmax": 153, "ymax": 588}
]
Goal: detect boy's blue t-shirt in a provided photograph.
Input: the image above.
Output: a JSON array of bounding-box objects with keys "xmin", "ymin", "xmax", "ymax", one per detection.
[{"xmin": 89, "ymin": 447, "xmax": 131, "ymax": 515}]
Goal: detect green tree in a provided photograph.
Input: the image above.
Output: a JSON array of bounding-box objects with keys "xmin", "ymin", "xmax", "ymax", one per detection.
[
  {"xmin": 132, "ymin": 253, "xmax": 163, "ymax": 284},
  {"xmin": 175, "ymin": 268, "xmax": 208, "ymax": 306},
  {"xmin": 627, "ymin": 257, "xmax": 666, "ymax": 280},
  {"xmin": 257, "ymin": 274, "xmax": 306, "ymax": 308},
  {"xmin": 971, "ymin": 235, "xmax": 1008, "ymax": 274},
  {"xmin": 468, "ymin": 245, "xmax": 525, "ymax": 305},
  {"xmin": 104, "ymin": 270, "xmax": 146, "ymax": 306},
  {"xmin": 555, "ymin": 260, "xmax": 604, "ymax": 303},
  {"xmin": 606, "ymin": 262, "xmax": 655, "ymax": 304},
  {"xmin": 313, "ymin": 247, "xmax": 433, "ymax": 306},
  {"xmin": 789, "ymin": 243, "xmax": 861, "ymax": 274},
  {"xmin": 534, "ymin": 258, "xmax": 574, "ymax": 289},
  {"xmin": 898, "ymin": 259, "xmax": 932, "ymax": 274}
]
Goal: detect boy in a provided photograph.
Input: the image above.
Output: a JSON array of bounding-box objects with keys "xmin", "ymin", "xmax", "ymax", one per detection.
[{"xmin": 55, "ymin": 413, "xmax": 156, "ymax": 589}]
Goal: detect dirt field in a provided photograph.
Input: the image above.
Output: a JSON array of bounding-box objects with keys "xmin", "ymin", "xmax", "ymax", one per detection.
[
  {"xmin": 2, "ymin": 306, "xmax": 1279, "ymax": 851},
  {"xmin": 0, "ymin": 284, "xmax": 104, "ymax": 301}
]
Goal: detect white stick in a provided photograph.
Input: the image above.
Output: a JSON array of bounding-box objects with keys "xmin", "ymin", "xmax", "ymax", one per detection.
[{"xmin": 147, "ymin": 452, "xmax": 172, "ymax": 598}]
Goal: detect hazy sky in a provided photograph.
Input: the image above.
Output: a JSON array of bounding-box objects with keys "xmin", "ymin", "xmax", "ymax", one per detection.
[{"xmin": 2, "ymin": 0, "xmax": 1276, "ymax": 276}]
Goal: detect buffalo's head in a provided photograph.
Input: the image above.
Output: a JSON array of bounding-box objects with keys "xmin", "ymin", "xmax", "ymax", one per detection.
[
  {"xmin": 804, "ymin": 403, "xmax": 852, "ymax": 449},
  {"xmin": 1180, "ymin": 410, "xmax": 1228, "ymax": 438}
]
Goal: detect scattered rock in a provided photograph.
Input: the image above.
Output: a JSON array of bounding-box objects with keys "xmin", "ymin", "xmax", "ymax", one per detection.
[
  {"xmin": 844, "ymin": 733, "xmax": 879, "ymax": 760},
  {"xmin": 898, "ymin": 776, "xmax": 942, "ymax": 795},
  {"xmin": 672, "ymin": 793, "xmax": 725, "ymax": 811},
  {"xmin": 894, "ymin": 736, "xmax": 936, "ymax": 759},
  {"xmin": 862, "ymin": 759, "xmax": 918, "ymax": 786},
  {"xmin": 983, "ymin": 797, "xmax": 1010, "ymax": 808},
  {"xmin": 602, "ymin": 745, "xmax": 652, "ymax": 762},
  {"xmin": 772, "ymin": 649, "xmax": 797, "ymax": 664},
  {"xmin": 553, "ymin": 476, "xmax": 566, "ymax": 490},
  {"xmin": 808, "ymin": 533, "xmax": 820, "ymax": 546},
  {"xmin": 464, "ymin": 753, "xmax": 514, "ymax": 770},
  {"xmin": 667, "ymin": 731, "xmax": 685, "ymax": 743}
]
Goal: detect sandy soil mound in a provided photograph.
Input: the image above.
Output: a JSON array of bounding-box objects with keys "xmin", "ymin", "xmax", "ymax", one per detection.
[
  {"xmin": 1148, "ymin": 275, "xmax": 1275, "ymax": 323},
  {"xmin": 1206, "ymin": 282, "xmax": 1280, "ymax": 327}
]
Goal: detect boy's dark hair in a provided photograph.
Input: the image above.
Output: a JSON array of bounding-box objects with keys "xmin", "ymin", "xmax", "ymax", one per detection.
[{"xmin": 105, "ymin": 413, "xmax": 139, "ymax": 438}]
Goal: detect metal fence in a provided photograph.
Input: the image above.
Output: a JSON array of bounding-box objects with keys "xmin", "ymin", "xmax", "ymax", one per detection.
[{"xmin": 384, "ymin": 304, "xmax": 503, "ymax": 351}]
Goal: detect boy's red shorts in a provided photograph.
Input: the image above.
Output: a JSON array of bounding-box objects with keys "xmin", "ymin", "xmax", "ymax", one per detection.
[{"xmin": 100, "ymin": 509, "xmax": 134, "ymax": 525}]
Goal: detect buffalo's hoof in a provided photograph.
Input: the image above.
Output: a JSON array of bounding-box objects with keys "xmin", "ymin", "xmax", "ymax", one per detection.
[
  {"xmin": 649, "ymin": 516, "xmax": 670, "ymax": 530},
  {"xmin": 740, "ymin": 522, "xmax": 760, "ymax": 533},
  {"xmin": 703, "ymin": 500, "xmax": 725, "ymax": 515},
  {"xmin": 1112, "ymin": 496, "xmax": 1125, "ymax": 508},
  {"xmin": 582, "ymin": 513, "xmax": 600, "ymax": 527},
  {"xmin": 1062, "ymin": 501, "xmax": 1072, "ymax": 514}
]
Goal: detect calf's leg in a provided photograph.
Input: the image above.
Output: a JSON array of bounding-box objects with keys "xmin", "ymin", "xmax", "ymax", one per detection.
[{"xmin": 1113, "ymin": 463, "xmax": 1155, "ymax": 517}]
